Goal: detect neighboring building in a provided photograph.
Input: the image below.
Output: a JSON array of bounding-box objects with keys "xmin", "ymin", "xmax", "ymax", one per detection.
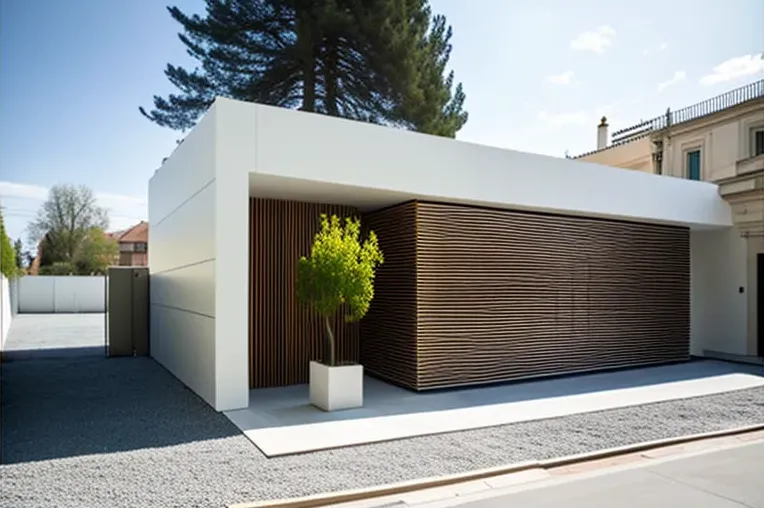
[
  {"xmin": 576, "ymin": 79, "xmax": 764, "ymax": 362},
  {"xmin": 108, "ymin": 221, "xmax": 149, "ymax": 266},
  {"xmin": 149, "ymin": 97, "xmax": 733, "ymax": 412}
]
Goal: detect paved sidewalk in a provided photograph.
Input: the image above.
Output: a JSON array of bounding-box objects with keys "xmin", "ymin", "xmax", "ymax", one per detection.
[{"xmin": 430, "ymin": 441, "xmax": 764, "ymax": 508}]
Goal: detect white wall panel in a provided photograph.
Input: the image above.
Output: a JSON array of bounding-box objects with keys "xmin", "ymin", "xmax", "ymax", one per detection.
[
  {"xmin": 150, "ymin": 304, "xmax": 216, "ymax": 406},
  {"xmin": 690, "ymin": 229, "xmax": 748, "ymax": 356},
  {"xmin": 52, "ymin": 276, "xmax": 105, "ymax": 313},
  {"xmin": 16, "ymin": 276, "xmax": 105, "ymax": 313},
  {"xmin": 149, "ymin": 181, "xmax": 216, "ymax": 275},
  {"xmin": 148, "ymin": 103, "xmax": 220, "ymax": 410},
  {"xmin": 149, "ymin": 105, "xmax": 217, "ymax": 225},
  {"xmin": 17, "ymin": 276, "xmax": 55, "ymax": 313},
  {"xmin": 150, "ymin": 260, "xmax": 215, "ymax": 318}
]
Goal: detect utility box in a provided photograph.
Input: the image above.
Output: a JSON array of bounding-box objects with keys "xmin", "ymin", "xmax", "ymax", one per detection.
[{"xmin": 107, "ymin": 267, "xmax": 149, "ymax": 357}]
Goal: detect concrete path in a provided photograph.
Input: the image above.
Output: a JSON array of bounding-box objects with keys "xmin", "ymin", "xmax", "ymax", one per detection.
[
  {"xmin": 425, "ymin": 441, "xmax": 764, "ymax": 508},
  {"xmin": 1, "ymin": 313, "xmax": 105, "ymax": 360},
  {"xmin": 231, "ymin": 363, "xmax": 764, "ymax": 456}
]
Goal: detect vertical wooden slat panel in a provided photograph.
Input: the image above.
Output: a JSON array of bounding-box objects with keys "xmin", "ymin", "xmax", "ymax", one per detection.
[
  {"xmin": 249, "ymin": 197, "xmax": 360, "ymax": 388},
  {"xmin": 414, "ymin": 201, "xmax": 691, "ymax": 390},
  {"xmin": 360, "ymin": 202, "xmax": 419, "ymax": 388}
]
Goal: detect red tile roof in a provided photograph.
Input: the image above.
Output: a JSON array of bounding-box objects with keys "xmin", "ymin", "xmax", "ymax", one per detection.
[{"xmin": 110, "ymin": 221, "xmax": 148, "ymax": 243}]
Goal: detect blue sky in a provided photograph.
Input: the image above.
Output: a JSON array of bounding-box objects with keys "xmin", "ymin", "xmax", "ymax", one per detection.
[{"xmin": 1, "ymin": 0, "xmax": 762, "ymax": 248}]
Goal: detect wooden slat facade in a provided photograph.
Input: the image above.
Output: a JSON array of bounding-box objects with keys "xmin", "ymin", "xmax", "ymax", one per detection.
[
  {"xmin": 414, "ymin": 201, "xmax": 690, "ymax": 390},
  {"xmin": 249, "ymin": 198, "xmax": 360, "ymax": 388},
  {"xmin": 249, "ymin": 198, "xmax": 690, "ymax": 392},
  {"xmin": 360, "ymin": 203, "xmax": 419, "ymax": 387}
]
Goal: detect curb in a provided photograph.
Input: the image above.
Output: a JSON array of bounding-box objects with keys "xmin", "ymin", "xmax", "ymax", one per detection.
[{"xmin": 229, "ymin": 424, "xmax": 764, "ymax": 508}]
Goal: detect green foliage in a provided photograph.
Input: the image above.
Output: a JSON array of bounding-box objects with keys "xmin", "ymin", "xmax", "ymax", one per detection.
[
  {"xmin": 39, "ymin": 262, "xmax": 75, "ymax": 276},
  {"xmin": 296, "ymin": 214, "xmax": 383, "ymax": 365},
  {"xmin": 73, "ymin": 228, "xmax": 119, "ymax": 275},
  {"xmin": 140, "ymin": 0, "xmax": 467, "ymax": 137},
  {"xmin": 13, "ymin": 239, "xmax": 24, "ymax": 269},
  {"xmin": 28, "ymin": 184, "xmax": 115, "ymax": 275},
  {"xmin": 1, "ymin": 210, "xmax": 18, "ymax": 278}
]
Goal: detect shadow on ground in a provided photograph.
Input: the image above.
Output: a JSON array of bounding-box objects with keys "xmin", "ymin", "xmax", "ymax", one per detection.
[{"xmin": 0, "ymin": 350, "xmax": 238, "ymax": 464}]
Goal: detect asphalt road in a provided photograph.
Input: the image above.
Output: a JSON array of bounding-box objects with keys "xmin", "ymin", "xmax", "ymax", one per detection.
[{"xmin": 448, "ymin": 441, "xmax": 764, "ymax": 508}]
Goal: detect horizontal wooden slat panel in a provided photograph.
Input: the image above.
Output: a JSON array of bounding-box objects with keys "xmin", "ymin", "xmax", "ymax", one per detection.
[
  {"xmin": 415, "ymin": 201, "xmax": 690, "ymax": 389},
  {"xmin": 250, "ymin": 198, "xmax": 360, "ymax": 389},
  {"xmin": 360, "ymin": 202, "xmax": 419, "ymax": 389}
]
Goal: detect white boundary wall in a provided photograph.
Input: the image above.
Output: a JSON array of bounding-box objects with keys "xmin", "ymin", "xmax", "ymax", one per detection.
[
  {"xmin": 1, "ymin": 275, "xmax": 11, "ymax": 349},
  {"xmin": 17, "ymin": 276, "xmax": 105, "ymax": 313}
]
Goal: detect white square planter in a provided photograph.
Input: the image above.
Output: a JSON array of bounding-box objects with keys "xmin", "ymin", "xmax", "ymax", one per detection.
[{"xmin": 309, "ymin": 361, "xmax": 364, "ymax": 411}]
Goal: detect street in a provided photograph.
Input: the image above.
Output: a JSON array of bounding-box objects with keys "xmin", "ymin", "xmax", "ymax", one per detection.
[{"xmin": 444, "ymin": 441, "xmax": 764, "ymax": 508}]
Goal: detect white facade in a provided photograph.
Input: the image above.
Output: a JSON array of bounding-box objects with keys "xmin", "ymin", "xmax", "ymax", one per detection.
[{"xmin": 149, "ymin": 97, "xmax": 736, "ymax": 412}]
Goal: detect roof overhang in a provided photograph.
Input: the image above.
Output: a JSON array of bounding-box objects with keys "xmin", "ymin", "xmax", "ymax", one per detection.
[{"xmin": 215, "ymin": 98, "xmax": 735, "ymax": 230}]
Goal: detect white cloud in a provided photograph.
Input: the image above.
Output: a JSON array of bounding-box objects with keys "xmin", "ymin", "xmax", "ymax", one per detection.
[
  {"xmin": 544, "ymin": 70, "xmax": 575, "ymax": 85},
  {"xmin": 657, "ymin": 70, "xmax": 686, "ymax": 92},
  {"xmin": 659, "ymin": 42, "xmax": 669, "ymax": 51},
  {"xmin": 537, "ymin": 110, "xmax": 589, "ymax": 129},
  {"xmin": 699, "ymin": 53, "xmax": 764, "ymax": 86},
  {"xmin": 0, "ymin": 181, "xmax": 147, "ymax": 233},
  {"xmin": 570, "ymin": 26, "xmax": 616, "ymax": 54},
  {"xmin": 0, "ymin": 181, "xmax": 48, "ymax": 201}
]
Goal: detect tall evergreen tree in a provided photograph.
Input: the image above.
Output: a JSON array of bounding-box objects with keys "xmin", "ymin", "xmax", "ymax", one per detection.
[
  {"xmin": 13, "ymin": 238, "xmax": 24, "ymax": 270},
  {"xmin": 140, "ymin": 0, "xmax": 467, "ymax": 137}
]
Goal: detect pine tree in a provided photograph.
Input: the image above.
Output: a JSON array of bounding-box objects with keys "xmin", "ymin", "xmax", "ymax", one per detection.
[{"xmin": 140, "ymin": 0, "xmax": 467, "ymax": 137}]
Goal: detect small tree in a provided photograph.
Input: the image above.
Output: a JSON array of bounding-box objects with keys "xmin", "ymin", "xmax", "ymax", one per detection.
[
  {"xmin": 296, "ymin": 214, "xmax": 384, "ymax": 367},
  {"xmin": 1, "ymin": 211, "xmax": 18, "ymax": 278}
]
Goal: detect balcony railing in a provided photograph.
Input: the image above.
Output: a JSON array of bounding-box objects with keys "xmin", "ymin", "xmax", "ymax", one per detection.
[{"xmin": 612, "ymin": 79, "xmax": 764, "ymax": 144}]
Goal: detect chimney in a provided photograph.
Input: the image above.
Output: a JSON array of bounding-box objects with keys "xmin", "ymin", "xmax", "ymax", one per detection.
[{"xmin": 597, "ymin": 116, "xmax": 609, "ymax": 150}]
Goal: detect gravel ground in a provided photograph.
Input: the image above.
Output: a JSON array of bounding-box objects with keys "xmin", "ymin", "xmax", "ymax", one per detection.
[{"xmin": 1, "ymin": 353, "xmax": 763, "ymax": 508}]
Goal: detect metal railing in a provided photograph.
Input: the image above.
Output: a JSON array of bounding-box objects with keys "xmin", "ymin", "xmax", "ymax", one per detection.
[{"xmin": 612, "ymin": 79, "xmax": 764, "ymax": 144}]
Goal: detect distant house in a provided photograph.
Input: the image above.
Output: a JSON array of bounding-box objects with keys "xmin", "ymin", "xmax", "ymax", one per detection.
[{"xmin": 108, "ymin": 221, "xmax": 148, "ymax": 266}]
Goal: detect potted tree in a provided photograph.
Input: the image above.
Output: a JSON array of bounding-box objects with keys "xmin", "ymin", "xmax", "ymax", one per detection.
[{"xmin": 296, "ymin": 213, "xmax": 383, "ymax": 411}]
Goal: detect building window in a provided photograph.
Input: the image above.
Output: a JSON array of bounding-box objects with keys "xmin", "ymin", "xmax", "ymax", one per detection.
[
  {"xmin": 753, "ymin": 129, "xmax": 764, "ymax": 157},
  {"xmin": 686, "ymin": 150, "xmax": 701, "ymax": 180},
  {"xmin": 134, "ymin": 242, "xmax": 147, "ymax": 253}
]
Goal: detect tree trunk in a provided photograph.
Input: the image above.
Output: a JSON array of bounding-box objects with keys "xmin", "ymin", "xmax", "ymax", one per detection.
[
  {"xmin": 296, "ymin": 11, "xmax": 316, "ymax": 112},
  {"xmin": 324, "ymin": 36, "xmax": 339, "ymax": 116},
  {"xmin": 302, "ymin": 54, "xmax": 316, "ymax": 112},
  {"xmin": 324, "ymin": 315, "xmax": 336, "ymax": 366}
]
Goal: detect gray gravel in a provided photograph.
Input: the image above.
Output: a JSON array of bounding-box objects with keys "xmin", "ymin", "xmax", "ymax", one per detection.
[{"xmin": 1, "ymin": 352, "xmax": 763, "ymax": 508}]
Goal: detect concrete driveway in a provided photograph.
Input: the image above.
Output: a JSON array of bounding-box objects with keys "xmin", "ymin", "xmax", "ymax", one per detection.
[{"xmin": 1, "ymin": 313, "xmax": 106, "ymax": 360}]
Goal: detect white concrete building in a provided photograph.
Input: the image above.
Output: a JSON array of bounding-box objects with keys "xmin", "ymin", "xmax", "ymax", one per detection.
[{"xmin": 149, "ymin": 97, "xmax": 737, "ymax": 412}]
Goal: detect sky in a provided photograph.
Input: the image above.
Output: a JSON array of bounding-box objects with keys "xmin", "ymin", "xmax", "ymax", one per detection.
[{"xmin": 1, "ymin": 0, "xmax": 763, "ymax": 249}]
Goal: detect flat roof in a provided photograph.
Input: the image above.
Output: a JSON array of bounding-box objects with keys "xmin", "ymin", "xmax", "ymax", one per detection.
[{"xmin": 214, "ymin": 98, "xmax": 734, "ymax": 230}]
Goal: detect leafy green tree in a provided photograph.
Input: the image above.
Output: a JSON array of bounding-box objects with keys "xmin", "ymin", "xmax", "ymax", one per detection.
[
  {"xmin": 28, "ymin": 185, "xmax": 109, "ymax": 264},
  {"xmin": 140, "ymin": 0, "xmax": 467, "ymax": 137},
  {"xmin": 27, "ymin": 184, "xmax": 114, "ymax": 275},
  {"xmin": 296, "ymin": 214, "xmax": 383, "ymax": 366},
  {"xmin": 73, "ymin": 227, "xmax": 118, "ymax": 275},
  {"xmin": 1, "ymin": 210, "xmax": 18, "ymax": 278}
]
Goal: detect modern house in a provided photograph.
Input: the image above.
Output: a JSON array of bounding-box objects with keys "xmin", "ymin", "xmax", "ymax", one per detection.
[
  {"xmin": 149, "ymin": 97, "xmax": 736, "ymax": 412},
  {"xmin": 577, "ymin": 79, "xmax": 764, "ymax": 363}
]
